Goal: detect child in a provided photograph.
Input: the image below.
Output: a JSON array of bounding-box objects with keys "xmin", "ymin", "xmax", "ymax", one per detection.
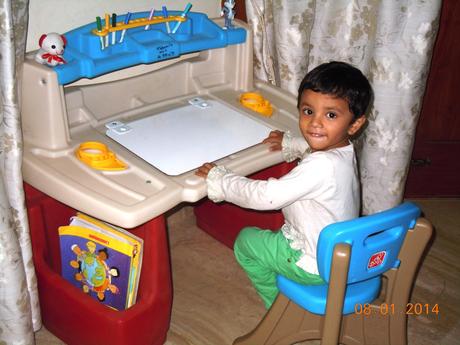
[{"xmin": 195, "ymin": 61, "xmax": 372, "ymax": 308}]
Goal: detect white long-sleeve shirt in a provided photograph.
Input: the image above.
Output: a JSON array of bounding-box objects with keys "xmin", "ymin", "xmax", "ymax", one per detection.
[{"xmin": 206, "ymin": 133, "xmax": 361, "ymax": 274}]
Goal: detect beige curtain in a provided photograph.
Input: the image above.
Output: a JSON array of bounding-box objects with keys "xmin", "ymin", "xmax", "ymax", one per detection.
[
  {"xmin": 246, "ymin": 0, "xmax": 441, "ymax": 214},
  {"xmin": 0, "ymin": 0, "xmax": 41, "ymax": 344}
]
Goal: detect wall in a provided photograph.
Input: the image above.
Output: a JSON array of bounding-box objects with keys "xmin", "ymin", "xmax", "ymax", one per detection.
[
  {"xmin": 404, "ymin": 0, "xmax": 459, "ymax": 197},
  {"xmin": 26, "ymin": 0, "xmax": 221, "ymax": 52}
]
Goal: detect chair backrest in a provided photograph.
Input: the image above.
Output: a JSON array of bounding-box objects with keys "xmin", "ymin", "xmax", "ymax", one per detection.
[{"xmin": 317, "ymin": 201, "xmax": 421, "ymax": 284}]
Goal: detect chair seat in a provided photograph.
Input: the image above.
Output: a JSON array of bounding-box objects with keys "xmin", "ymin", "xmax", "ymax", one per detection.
[{"xmin": 276, "ymin": 274, "xmax": 381, "ymax": 315}]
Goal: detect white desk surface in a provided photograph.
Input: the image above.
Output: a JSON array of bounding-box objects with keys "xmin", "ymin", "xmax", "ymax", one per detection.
[{"xmin": 106, "ymin": 99, "xmax": 273, "ymax": 175}]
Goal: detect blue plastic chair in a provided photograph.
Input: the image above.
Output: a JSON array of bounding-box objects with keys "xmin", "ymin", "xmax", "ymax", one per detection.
[{"xmin": 234, "ymin": 202, "xmax": 433, "ymax": 345}]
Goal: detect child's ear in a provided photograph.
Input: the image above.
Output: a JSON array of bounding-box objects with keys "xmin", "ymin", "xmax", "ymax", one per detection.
[{"xmin": 348, "ymin": 115, "xmax": 366, "ymax": 136}]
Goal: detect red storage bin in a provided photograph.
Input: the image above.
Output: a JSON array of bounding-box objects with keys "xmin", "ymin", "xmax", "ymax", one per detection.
[
  {"xmin": 194, "ymin": 161, "xmax": 297, "ymax": 248},
  {"xmin": 25, "ymin": 183, "xmax": 172, "ymax": 345}
]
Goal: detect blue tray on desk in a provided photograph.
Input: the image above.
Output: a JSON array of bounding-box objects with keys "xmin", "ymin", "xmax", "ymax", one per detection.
[{"xmin": 54, "ymin": 11, "xmax": 246, "ymax": 85}]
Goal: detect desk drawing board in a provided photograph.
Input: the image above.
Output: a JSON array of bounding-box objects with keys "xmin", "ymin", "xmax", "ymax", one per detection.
[{"xmin": 106, "ymin": 100, "xmax": 273, "ymax": 175}]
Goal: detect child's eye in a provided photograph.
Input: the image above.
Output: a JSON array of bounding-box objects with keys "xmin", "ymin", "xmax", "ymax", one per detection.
[
  {"xmin": 326, "ymin": 112, "xmax": 337, "ymax": 119},
  {"xmin": 302, "ymin": 108, "xmax": 313, "ymax": 116}
]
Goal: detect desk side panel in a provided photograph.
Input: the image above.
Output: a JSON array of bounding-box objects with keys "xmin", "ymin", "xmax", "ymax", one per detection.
[{"xmin": 21, "ymin": 60, "xmax": 70, "ymax": 150}]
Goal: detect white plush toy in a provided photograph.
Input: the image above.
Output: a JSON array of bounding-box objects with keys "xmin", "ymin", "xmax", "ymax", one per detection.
[{"xmin": 35, "ymin": 32, "xmax": 67, "ymax": 67}]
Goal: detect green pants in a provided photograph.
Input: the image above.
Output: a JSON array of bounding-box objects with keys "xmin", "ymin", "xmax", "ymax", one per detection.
[{"xmin": 234, "ymin": 226, "xmax": 324, "ymax": 309}]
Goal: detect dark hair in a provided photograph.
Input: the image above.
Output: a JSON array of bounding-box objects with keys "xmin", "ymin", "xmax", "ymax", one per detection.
[{"xmin": 297, "ymin": 61, "xmax": 373, "ymax": 120}]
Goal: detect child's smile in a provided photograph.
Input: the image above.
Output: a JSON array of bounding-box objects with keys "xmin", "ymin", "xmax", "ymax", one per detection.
[{"xmin": 298, "ymin": 90, "xmax": 366, "ymax": 152}]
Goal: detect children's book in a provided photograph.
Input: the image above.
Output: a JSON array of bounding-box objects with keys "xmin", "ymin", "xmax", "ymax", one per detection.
[{"xmin": 58, "ymin": 213, "xmax": 143, "ymax": 310}]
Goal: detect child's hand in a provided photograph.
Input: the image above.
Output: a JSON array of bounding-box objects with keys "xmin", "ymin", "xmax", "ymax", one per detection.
[
  {"xmin": 262, "ymin": 130, "xmax": 284, "ymax": 151},
  {"xmin": 195, "ymin": 162, "xmax": 216, "ymax": 178}
]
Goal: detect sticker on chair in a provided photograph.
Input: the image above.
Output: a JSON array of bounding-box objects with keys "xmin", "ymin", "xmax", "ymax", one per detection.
[{"xmin": 368, "ymin": 251, "xmax": 386, "ymax": 269}]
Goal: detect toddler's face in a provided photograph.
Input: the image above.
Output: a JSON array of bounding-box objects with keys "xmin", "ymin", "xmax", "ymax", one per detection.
[{"xmin": 298, "ymin": 90, "xmax": 365, "ymax": 152}]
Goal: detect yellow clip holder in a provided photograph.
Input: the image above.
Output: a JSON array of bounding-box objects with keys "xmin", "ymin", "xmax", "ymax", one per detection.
[
  {"xmin": 76, "ymin": 141, "xmax": 127, "ymax": 171},
  {"xmin": 239, "ymin": 92, "xmax": 273, "ymax": 117}
]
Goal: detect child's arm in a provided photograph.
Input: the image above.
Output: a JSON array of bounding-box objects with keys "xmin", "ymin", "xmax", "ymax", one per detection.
[
  {"xmin": 263, "ymin": 130, "xmax": 310, "ymax": 162},
  {"xmin": 195, "ymin": 153, "xmax": 332, "ymax": 209}
]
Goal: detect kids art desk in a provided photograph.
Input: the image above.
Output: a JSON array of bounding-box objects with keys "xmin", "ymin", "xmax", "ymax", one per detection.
[{"xmin": 22, "ymin": 11, "xmax": 300, "ymax": 345}]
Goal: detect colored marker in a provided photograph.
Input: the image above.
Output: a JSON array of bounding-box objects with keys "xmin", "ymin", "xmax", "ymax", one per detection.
[
  {"xmin": 171, "ymin": 3, "xmax": 192, "ymax": 34},
  {"xmin": 145, "ymin": 8, "xmax": 155, "ymax": 30},
  {"xmin": 119, "ymin": 12, "xmax": 131, "ymax": 43},
  {"xmin": 96, "ymin": 16, "xmax": 104, "ymax": 50},
  {"xmin": 162, "ymin": 6, "xmax": 171, "ymax": 33},
  {"xmin": 111, "ymin": 13, "xmax": 117, "ymax": 45},
  {"xmin": 104, "ymin": 13, "xmax": 110, "ymax": 47}
]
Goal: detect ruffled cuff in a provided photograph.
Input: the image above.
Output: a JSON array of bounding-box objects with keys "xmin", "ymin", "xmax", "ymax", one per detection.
[
  {"xmin": 281, "ymin": 131, "xmax": 299, "ymax": 163},
  {"xmin": 206, "ymin": 165, "xmax": 232, "ymax": 203}
]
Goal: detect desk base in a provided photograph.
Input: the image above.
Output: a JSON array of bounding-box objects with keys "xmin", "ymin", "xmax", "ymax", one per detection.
[{"xmin": 25, "ymin": 183, "xmax": 172, "ymax": 345}]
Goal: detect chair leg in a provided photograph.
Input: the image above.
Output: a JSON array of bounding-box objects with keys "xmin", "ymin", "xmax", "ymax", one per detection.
[
  {"xmin": 388, "ymin": 219, "xmax": 432, "ymax": 345},
  {"xmin": 340, "ymin": 302, "xmax": 391, "ymax": 345},
  {"xmin": 233, "ymin": 294, "xmax": 321, "ymax": 345},
  {"xmin": 322, "ymin": 243, "xmax": 350, "ymax": 345}
]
